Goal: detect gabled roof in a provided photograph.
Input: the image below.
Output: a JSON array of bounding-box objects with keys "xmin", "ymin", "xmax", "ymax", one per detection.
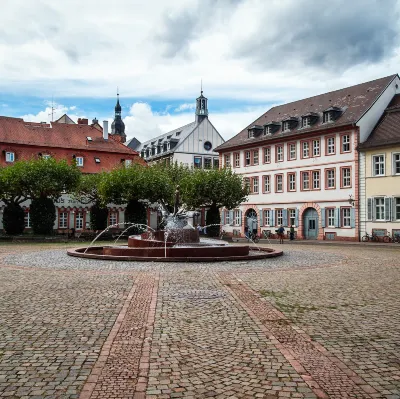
[
  {"xmin": 126, "ymin": 137, "xmax": 141, "ymax": 151},
  {"xmin": 54, "ymin": 114, "xmax": 76, "ymax": 124},
  {"xmin": 216, "ymin": 74, "xmax": 397, "ymax": 151},
  {"xmin": 135, "ymin": 121, "xmax": 197, "ymax": 157},
  {"xmin": 0, "ymin": 116, "xmax": 138, "ymax": 155},
  {"xmin": 358, "ymin": 94, "xmax": 400, "ymax": 150}
]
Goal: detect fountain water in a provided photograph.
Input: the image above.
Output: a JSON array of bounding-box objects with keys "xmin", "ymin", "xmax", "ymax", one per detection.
[{"xmin": 68, "ymin": 187, "xmax": 282, "ymax": 262}]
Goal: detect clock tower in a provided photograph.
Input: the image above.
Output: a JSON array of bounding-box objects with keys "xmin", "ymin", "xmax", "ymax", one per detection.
[{"xmin": 195, "ymin": 89, "xmax": 209, "ymax": 124}]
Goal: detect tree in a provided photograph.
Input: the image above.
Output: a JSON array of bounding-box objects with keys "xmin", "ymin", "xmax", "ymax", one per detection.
[
  {"xmin": 180, "ymin": 168, "xmax": 249, "ymax": 237},
  {"xmin": 2, "ymin": 203, "xmax": 25, "ymax": 235}
]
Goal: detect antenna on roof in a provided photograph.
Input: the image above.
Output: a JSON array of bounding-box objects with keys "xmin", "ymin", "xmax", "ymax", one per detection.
[
  {"xmin": 48, "ymin": 96, "xmax": 55, "ymax": 122},
  {"xmin": 201, "ymin": 79, "xmax": 203, "ymax": 95}
]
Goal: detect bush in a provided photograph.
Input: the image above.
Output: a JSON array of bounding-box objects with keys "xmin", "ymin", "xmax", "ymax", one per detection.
[
  {"xmin": 206, "ymin": 204, "xmax": 220, "ymax": 237},
  {"xmin": 2, "ymin": 203, "xmax": 25, "ymax": 235},
  {"xmin": 90, "ymin": 202, "xmax": 109, "ymax": 231},
  {"xmin": 125, "ymin": 199, "xmax": 148, "ymax": 234},
  {"xmin": 30, "ymin": 197, "xmax": 56, "ymax": 235}
]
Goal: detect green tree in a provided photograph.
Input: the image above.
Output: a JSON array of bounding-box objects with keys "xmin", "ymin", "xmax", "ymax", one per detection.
[
  {"xmin": 180, "ymin": 168, "xmax": 249, "ymax": 237},
  {"xmin": 2, "ymin": 203, "xmax": 25, "ymax": 235}
]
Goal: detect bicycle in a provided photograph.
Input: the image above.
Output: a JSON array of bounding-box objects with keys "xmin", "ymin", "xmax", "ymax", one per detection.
[
  {"xmin": 382, "ymin": 233, "xmax": 400, "ymax": 243},
  {"xmin": 247, "ymin": 232, "xmax": 260, "ymax": 243},
  {"xmin": 219, "ymin": 230, "xmax": 227, "ymax": 240},
  {"xmin": 361, "ymin": 232, "xmax": 379, "ymax": 242}
]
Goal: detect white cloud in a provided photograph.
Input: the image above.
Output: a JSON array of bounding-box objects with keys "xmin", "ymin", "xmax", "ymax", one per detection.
[
  {"xmin": 174, "ymin": 103, "xmax": 196, "ymax": 112},
  {"xmin": 69, "ymin": 106, "xmax": 77, "ymax": 111},
  {"xmin": 21, "ymin": 102, "xmax": 83, "ymax": 123}
]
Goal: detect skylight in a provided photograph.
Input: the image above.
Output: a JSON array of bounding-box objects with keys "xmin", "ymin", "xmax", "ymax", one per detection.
[
  {"xmin": 87, "ymin": 136, "xmax": 92, "ymax": 141},
  {"xmin": 95, "ymin": 158, "xmax": 101, "ymax": 163}
]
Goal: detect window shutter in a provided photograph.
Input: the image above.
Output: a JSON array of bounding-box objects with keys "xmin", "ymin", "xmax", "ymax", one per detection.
[
  {"xmin": 221, "ymin": 210, "xmax": 225, "ymax": 225},
  {"xmin": 350, "ymin": 208, "xmax": 356, "ymax": 228},
  {"xmin": 321, "ymin": 208, "xmax": 326, "ymax": 228},
  {"xmin": 282, "ymin": 209, "xmax": 288, "ymax": 226},
  {"xmin": 367, "ymin": 198, "xmax": 373, "ymax": 221},
  {"xmin": 229, "ymin": 210, "xmax": 234, "ymax": 225},
  {"xmin": 385, "ymin": 197, "xmax": 392, "ymax": 221},
  {"xmin": 295, "ymin": 209, "xmax": 299, "ymax": 227},
  {"xmin": 270, "ymin": 210, "xmax": 275, "ymax": 227},
  {"xmin": 259, "ymin": 210, "xmax": 264, "ymax": 227},
  {"xmin": 372, "ymin": 198, "xmax": 376, "ymax": 221},
  {"xmin": 334, "ymin": 208, "xmax": 340, "ymax": 228},
  {"xmin": 392, "ymin": 198, "xmax": 396, "ymax": 222}
]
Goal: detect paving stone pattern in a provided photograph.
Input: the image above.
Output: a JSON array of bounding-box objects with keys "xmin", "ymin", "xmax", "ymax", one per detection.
[{"xmin": 0, "ymin": 244, "xmax": 399, "ymax": 398}]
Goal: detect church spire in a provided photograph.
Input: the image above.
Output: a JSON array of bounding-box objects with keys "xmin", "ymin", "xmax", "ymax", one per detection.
[
  {"xmin": 111, "ymin": 90, "xmax": 126, "ymax": 142},
  {"xmin": 195, "ymin": 82, "xmax": 208, "ymax": 124}
]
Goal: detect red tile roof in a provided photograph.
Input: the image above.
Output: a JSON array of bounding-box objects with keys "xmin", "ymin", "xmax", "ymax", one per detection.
[
  {"xmin": 215, "ymin": 75, "xmax": 397, "ymax": 151},
  {"xmin": 358, "ymin": 94, "xmax": 400, "ymax": 149}
]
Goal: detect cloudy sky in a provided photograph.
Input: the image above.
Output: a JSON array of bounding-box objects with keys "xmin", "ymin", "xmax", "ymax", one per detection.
[{"xmin": 1, "ymin": 0, "xmax": 399, "ymax": 142}]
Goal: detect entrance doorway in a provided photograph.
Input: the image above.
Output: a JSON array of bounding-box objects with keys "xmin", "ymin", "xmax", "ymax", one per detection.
[
  {"xmin": 245, "ymin": 209, "xmax": 258, "ymax": 236},
  {"xmin": 303, "ymin": 208, "xmax": 318, "ymax": 239}
]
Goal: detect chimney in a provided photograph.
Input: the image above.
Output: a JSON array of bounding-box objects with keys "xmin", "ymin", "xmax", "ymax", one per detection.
[
  {"xmin": 103, "ymin": 121, "xmax": 109, "ymax": 140},
  {"xmin": 77, "ymin": 118, "xmax": 89, "ymax": 125}
]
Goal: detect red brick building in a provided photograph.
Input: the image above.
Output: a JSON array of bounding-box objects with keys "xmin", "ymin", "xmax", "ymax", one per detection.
[{"xmin": 0, "ymin": 103, "xmax": 145, "ymax": 233}]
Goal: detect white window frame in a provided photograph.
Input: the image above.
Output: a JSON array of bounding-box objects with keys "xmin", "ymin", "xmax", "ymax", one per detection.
[
  {"xmin": 24, "ymin": 211, "xmax": 31, "ymax": 228},
  {"xmin": 395, "ymin": 197, "xmax": 400, "ymax": 221},
  {"xmin": 253, "ymin": 150, "xmax": 259, "ymax": 165},
  {"xmin": 327, "ymin": 208, "xmax": 335, "ymax": 227},
  {"xmin": 5, "ymin": 152, "xmax": 15, "ymax": 162},
  {"xmin": 327, "ymin": 169, "xmax": 335, "ymax": 188},
  {"xmin": 276, "ymin": 209, "xmax": 283, "ymax": 226},
  {"xmin": 76, "ymin": 156, "xmax": 84, "ymax": 167},
  {"xmin": 264, "ymin": 175, "xmax": 270, "ymax": 193},
  {"xmin": 288, "ymin": 173, "xmax": 296, "ymax": 191},
  {"xmin": 313, "ymin": 140, "xmax": 320, "ymax": 157},
  {"xmin": 283, "ymin": 121, "xmax": 291, "ymax": 131},
  {"xmin": 76, "ymin": 212, "xmax": 84, "ymax": 230},
  {"xmin": 264, "ymin": 210, "xmax": 271, "ymax": 226},
  {"xmin": 276, "ymin": 146, "xmax": 283, "ymax": 162},
  {"xmin": 302, "ymin": 171, "xmax": 310, "ymax": 190},
  {"xmin": 234, "ymin": 153, "xmax": 240, "ymax": 167},
  {"xmin": 264, "ymin": 147, "xmax": 271, "ymax": 163},
  {"xmin": 289, "ymin": 209, "xmax": 296, "ymax": 226},
  {"xmin": 312, "ymin": 171, "xmax": 320, "ymax": 190},
  {"xmin": 225, "ymin": 211, "xmax": 230, "ymax": 225},
  {"xmin": 252, "ymin": 177, "xmax": 259, "ymax": 194},
  {"xmin": 372, "ymin": 154, "xmax": 385, "ymax": 176},
  {"xmin": 276, "ymin": 174, "xmax": 283, "ymax": 192},
  {"xmin": 59, "ymin": 212, "xmax": 68, "ymax": 229},
  {"xmin": 125, "ymin": 159, "xmax": 132, "ymax": 167},
  {"xmin": 327, "ymin": 137, "xmax": 335, "ymax": 154},
  {"xmin": 225, "ymin": 154, "xmax": 231, "ymax": 167},
  {"xmin": 302, "ymin": 116, "xmax": 310, "ymax": 128},
  {"xmin": 324, "ymin": 111, "xmax": 333, "ymax": 123},
  {"xmin": 289, "ymin": 143, "xmax": 296, "ymax": 160},
  {"xmin": 234, "ymin": 210, "xmax": 240, "ymax": 226},
  {"xmin": 109, "ymin": 211, "xmax": 118, "ymax": 226},
  {"xmin": 392, "ymin": 153, "xmax": 400, "ymax": 175},
  {"xmin": 342, "ymin": 134, "xmax": 350, "ymax": 152},
  {"xmin": 342, "ymin": 168, "xmax": 351, "ymax": 188},
  {"xmin": 374, "ymin": 197, "xmax": 385, "ymax": 221},
  {"xmin": 245, "ymin": 151, "xmax": 251, "ymax": 166},
  {"xmin": 302, "ymin": 142, "xmax": 310, "ymax": 158},
  {"xmin": 342, "ymin": 208, "xmax": 351, "ymax": 227}
]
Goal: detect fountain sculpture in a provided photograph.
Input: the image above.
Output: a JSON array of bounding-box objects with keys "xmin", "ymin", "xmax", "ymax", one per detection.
[{"xmin": 67, "ymin": 186, "xmax": 282, "ymax": 262}]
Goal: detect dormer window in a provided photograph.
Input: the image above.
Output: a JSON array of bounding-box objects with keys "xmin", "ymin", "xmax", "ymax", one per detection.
[
  {"xmin": 323, "ymin": 107, "xmax": 342, "ymax": 123},
  {"xmin": 282, "ymin": 117, "xmax": 298, "ymax": 132},
  {"xmin": 283, "ymin": 121, "xmax": 291, "ymax": 132},
  {"xmin": 176, "ymin": 131, "xmax": 181, "ymax": 136},
  {"xmin": 247, "ymin": 125, "xmax": 263, "ymax": 138},
  {"xmin": 263, "ymin": 122, "xmax": 280, "ymax": 135},
  {"xmin": 302, "ymin": 116, "xmax": 311, "ymax": 127},
  {"xmin": 248, "ymin": 130, "xmax": 254, "ymax": 138},
  {"xmin": 95, "ymin": 157, "xmax": 101, "ymax": 163}
]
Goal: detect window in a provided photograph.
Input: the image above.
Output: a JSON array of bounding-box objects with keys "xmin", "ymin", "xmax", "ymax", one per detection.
[
  {"xmin": 245, "ymin": 151, "xmax": 251, "ymax": 166},
  {"xmin": 313, "ymin": 140, "xmax": 320, "ymax": 157},
  {"xmin": 323, "ymin": 111, "xmax": 333, "ymax": 123},
  {"xmin": 204, "ymin": 141, "xmax": 212, "ymax": 151},
  {"xmin": 76, "ymin": 156, "xmax": 84, "ymax": 167},
  {"xmin": 302, "ymin": 116, "xmax": 311, "ymax": 128},
  {"xmin": 109, "ymin": 211, "xmax": 118, "ymax": 226},
  {"xmin": 275, "ymin": 174, "xmax": 283, "ymax": 192},
  {"xmin": 326, "ymin": 137, "xmax": 335, "ymax": 155},
  {"xmin": 276, "ymin": 209, "xmax": 283, "ymax": 226},
  {"xmin": 263, "ymin": 175, "xmax": 270, "ymax": 193},
  {"xmin": 95, "ymin": 157, "xmax": 101, "ymax": 163},
  {"xmin": 213, "ymin": 158, "xmax": 219, "ymax": 169},
  {"xmin": 301, "ymin": 171, "xmax": 310, "ymax": 190},
  {"xmin": 252, "ymin": 177, "xmax": 259, "ymax": 194},
  {"xmin": 264, "ymin": 147, "xmax": 271, "ymax": 163},
  {"xmin": 42, "ymin": 154, "xmax": 51, "ymax": 160},
  {"xmin": 375, "ymin": 198, "xmax": 385, "ymax": 221},
  {"xmin": 393, "ymin": 154, "xmax": 400, "ymax": 175},
  {"xmin": 288, "ymin": 173, "xmax": 296, "ymax": 191},
  {"xmin": 341, "ymin": 134, "xmax": 351, "ymax": 152},
  {"xmin": 204, "ymin": 157, "xmax": 212, "ymax": 169},
  {"xmin": 5, "ymin": 152, "xmax": 15, "ymax": 162},
  {"xmin": 373, "ymin": 155, "xmax": 385, "ymax": 176},
  {"xmin": 341, "ymin": 167, "xmax": 351, "ymax": 188},
  {"xmin": 76, "ymin": 212, "xmax": 84, "ymax": 230},
  {"xmin": 302, "ymin": 141, "xmax": 310, "ymax": 158},
  {"xmin": 225, "ymin": 154, "xmax": 231, "ymax": 167},
  {"xmin": 288, "ymin": 209, "xmax": 296, "ymax": 226},
  {"xmin": 288, "ymin": 143, "xmax": 296, "ymax": 160},
  {"xmin": 283, "ymin": 121, "xmax": 291, "ymax": 131},
  {"xmin": 395, "ymin": 198, "xmax": 400, "ymax": 220},
  {"xmin": 342, "ymin": 208, "xmax": 351, "ymax": 227},
  {"xmin": 125, "ymin": 159, "xmax": 132, "ymax": 167},
  {"xmin": 264, "ymin": 209, "xmax": 271, "ymax": 226},
  {"xmin": 24, "ymin": 211, "xmax": 31, "ymax": 228},
  {"xmin": 326, "ymin": 169, "xmax": 335, "ymax": 189},
  {"xmin": 59, "ymin": 212, "xmax": 68, "ymax": 229},
  {"xmin": 312, "ymin": 170, "xmax": 320, "ymax": 190},
  {"xmin": 234, "ymin": 210, "xmax": 241, "ymax": 225},
  {"xmin": 234, "ymin": 153, "xmax": 240, "ymax": 168},
  {"xmin": 194, "ymin": 156, "xmax": 202, "ymax": 168},
  {"xmin": 225, "ymin": 211, "xmax": 230, "ymax": 225},
  {"xmin": 327, "ymin": 208, "xmax": 335, "ymax": 227},
  {"xmin": 248, "ymin": 130, "xmax": 254, "ymax": 138},
  {"xmin": 253, "ymin": 150, "xmax": 259, "ymax": 165},
  {"xmin": 264, "ymin": 126, "xmax": 272, "ymax": 135},
  {"xmin": 276, "ymin": 145, "xmax": 283, "ymax": 162}
]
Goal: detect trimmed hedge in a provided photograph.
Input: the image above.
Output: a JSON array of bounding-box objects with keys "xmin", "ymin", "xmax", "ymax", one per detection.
[
  {"xmin": 30, "ymin": 197, "xmax": 56, "ymax": 235},
  {"xmin": 3, "ymin": 203, "xmax": 25, "ymax": 235},
  {"xmin": 90, "ymin": 202, "xmax": 109, "ymax": 231}
]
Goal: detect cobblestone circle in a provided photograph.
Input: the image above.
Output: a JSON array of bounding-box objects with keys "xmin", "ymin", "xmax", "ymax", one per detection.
[{"xmin": 0, "ymin": 243, "xmax": 399, "ymax": 399}]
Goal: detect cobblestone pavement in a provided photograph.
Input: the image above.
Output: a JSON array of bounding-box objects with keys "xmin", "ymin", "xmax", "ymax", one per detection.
[{"xmin": 0, "ymin": 243, "xmax": 399, "ymax": 398}]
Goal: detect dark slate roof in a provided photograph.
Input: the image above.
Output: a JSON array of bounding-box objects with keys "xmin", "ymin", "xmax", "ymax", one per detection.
[
  {"xmin": 126, "ymin": 137, "xmax": 141, "ymax": 151},
  {"xmin": 358, "ymin": 94, "xmax": 400, "ymax": 150},
  {"xmin": 215, "ymin": 75, "xmax": 397, "ymax": 152}
]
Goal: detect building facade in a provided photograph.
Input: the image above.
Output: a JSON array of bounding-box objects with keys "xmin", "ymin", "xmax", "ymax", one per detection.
[
  {"xmin": 0, "ymin": 97, "xmax": 144, "ymax": 233},
  {"xmin": 358, "ymin": 95, "xmax": 400, "ymax": 239},
  {"xmin": 126, "ymin": 90, "xmax": 225, "ymax": 168},
  {"xmin": 216, "ymin": 75, "xmax": 400, "ymax": 241}
]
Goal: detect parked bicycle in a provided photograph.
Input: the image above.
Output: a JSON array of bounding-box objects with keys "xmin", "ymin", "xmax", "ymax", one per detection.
[
  {"xmin": 247, "ymin": 231, "xmax": 260, "ymax": 243},
  {"xmin": 382, "ymin": 232, "xmax": 400, "ymax": 243},
  {"xmin": 361, "ymin": 232, "xmax": 379, "ymax": 242}
]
